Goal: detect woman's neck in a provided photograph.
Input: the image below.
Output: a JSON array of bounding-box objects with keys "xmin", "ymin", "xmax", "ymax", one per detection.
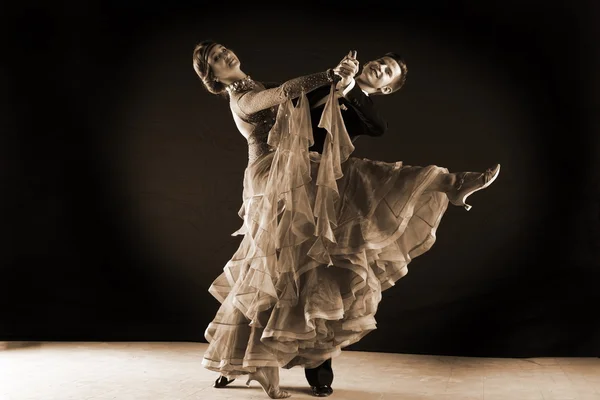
[{"xmin": 221, "ymin": 70, "xmax": 248, "ymax": 86}]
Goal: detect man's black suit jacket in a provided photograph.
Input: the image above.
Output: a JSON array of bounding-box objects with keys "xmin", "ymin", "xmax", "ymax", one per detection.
[
  {"xmin": 305, "ymin": 83, "xmax": 388, "ymax": 153},
  {"xmin": 268, "ymin": 80, "xmax": 388, "ymax": 153}
]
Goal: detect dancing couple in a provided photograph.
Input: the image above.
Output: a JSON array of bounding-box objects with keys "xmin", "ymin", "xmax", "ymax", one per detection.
[{"xmin": 192, "ymin": 41, "xmax": 500, "ymax": 398}]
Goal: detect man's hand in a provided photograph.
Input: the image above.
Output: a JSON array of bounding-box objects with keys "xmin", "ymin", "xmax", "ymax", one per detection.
[{"xmin": 333, "ymin": 50, "xmax": 359, "ymax": 90}]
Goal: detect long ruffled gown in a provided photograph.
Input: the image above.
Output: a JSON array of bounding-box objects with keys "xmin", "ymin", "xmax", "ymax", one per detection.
[{"xmin": 201, "ymin": 71, "xmax": 449, "ymax": 375}]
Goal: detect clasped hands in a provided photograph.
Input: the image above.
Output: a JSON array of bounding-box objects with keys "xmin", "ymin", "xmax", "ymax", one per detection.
[{"xmin": 332, "ymin": 50, "xmax": 360, "ymax": 92}]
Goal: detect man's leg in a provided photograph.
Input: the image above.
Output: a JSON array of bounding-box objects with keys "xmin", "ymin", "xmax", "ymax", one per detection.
[{"xmin": 305, "ymin": 359, "xmax": 334, "ymax": 397}]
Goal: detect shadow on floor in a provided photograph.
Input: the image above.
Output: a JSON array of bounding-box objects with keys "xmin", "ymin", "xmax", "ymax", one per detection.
[{"xmin": 0, "ymin": 341, "xmax": 44, "ymax": 351}]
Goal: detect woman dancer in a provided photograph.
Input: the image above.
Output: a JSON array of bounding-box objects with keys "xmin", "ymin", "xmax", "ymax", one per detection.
[{"xmin": 192, "ymin": 40, "xmax": 499, "ymax": 398}]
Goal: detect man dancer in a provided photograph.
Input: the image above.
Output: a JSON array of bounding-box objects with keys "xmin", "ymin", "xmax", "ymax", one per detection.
[{"xmin": 303, "ymin": 50, "xmax": 408, "ymax": 397}]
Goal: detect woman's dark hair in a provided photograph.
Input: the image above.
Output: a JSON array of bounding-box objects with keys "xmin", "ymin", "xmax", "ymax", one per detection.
[
  {"xmin": 193, "ymin": 40, "xmax": 227, "ymax": 96},
  {"xmin": 384, "ymin": 52, "xmax": 408, "ymax": 92}
]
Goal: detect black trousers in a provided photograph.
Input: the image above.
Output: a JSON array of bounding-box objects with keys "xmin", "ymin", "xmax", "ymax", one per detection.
[{"xmin": 304, "ymin": 358, "xmax": 333, "ymax": 387}]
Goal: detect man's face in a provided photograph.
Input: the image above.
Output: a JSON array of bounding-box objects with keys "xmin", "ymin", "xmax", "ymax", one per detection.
[{"xmin": 358, "ymin": 56, "xmax": 403, "ymax": 94}]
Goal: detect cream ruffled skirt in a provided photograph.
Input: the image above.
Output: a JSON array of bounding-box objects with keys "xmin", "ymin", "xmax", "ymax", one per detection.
[{"xmin": 202, "ymin": 86, "xmax": 449, "ymax": 375}]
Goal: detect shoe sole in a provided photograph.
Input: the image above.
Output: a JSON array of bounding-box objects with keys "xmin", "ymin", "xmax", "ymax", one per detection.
[{"xmin": 461, "ymin": 164, "xmax": 501, "ymax": 211}]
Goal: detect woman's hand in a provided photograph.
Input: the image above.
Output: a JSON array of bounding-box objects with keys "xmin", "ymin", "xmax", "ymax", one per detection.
[{"xmin": 333, "ymin": 50, "xmax": 360, "ymax": 89}]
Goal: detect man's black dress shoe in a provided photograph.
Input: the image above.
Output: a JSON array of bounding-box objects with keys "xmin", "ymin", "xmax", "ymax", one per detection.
[{"xmin": 311, "ymin": 385, "xmax": 333, "ymax": 397}]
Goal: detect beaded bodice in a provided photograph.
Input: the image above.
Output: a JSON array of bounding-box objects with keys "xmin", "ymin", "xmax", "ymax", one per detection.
[
  {"xmin": 243, "ymin": 106, "xmax": 278, "ymax": 164},
  {"xmin": 227, "ymin": 71, "xmax": 334, "ymax": 163}
]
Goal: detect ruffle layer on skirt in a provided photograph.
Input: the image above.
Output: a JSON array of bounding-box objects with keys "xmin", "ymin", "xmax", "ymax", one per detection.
[{"xmin": 202, "ymin": 86, "xmax": 449, "ymax": 376}]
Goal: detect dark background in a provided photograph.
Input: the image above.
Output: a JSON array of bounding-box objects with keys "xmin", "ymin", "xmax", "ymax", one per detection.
[{"xmin": 3, "ymin": 0, "xmax": 599, "ymax": 357}]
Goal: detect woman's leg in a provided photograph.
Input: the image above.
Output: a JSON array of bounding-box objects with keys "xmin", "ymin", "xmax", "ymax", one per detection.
[
  {"xmin": 428, "ymin": 172, "xmax": 457, "ymax": 193},
  {"xmin": 428, "ymin": 164, "xmax": 501, "ymax": 210},
  {"xmin": 247, "ymin": 367, "xmax": 291, "ymax": 399}
]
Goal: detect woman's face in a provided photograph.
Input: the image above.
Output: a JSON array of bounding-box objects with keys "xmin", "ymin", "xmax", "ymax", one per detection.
[{"xmin": 207, "ymin": 44, "xmax": 240, "ymax": 80}]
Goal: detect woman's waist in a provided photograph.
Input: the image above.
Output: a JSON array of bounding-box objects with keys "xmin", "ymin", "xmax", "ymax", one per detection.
[{"xmin": 247, "ymin": 142, "xmax": 273, "ymax": 164}]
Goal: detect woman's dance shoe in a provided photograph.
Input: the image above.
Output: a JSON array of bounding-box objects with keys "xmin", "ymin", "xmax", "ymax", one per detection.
[
  {"xmin": 246, "ymin": 368, "xmax": 291, "ymax": 399},
  {"xmin": 213, "ymin": 375, "xmax": 235, "ymax": 388},
  {"xmin": 447, "ymin": 164, "xmax": 500, "ymax": 211}
]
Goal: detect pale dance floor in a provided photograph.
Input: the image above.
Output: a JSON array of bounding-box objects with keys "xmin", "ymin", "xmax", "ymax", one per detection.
[{"xmin": 1, "ymin": 342, "xmax": 599, "ymax": 400}]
